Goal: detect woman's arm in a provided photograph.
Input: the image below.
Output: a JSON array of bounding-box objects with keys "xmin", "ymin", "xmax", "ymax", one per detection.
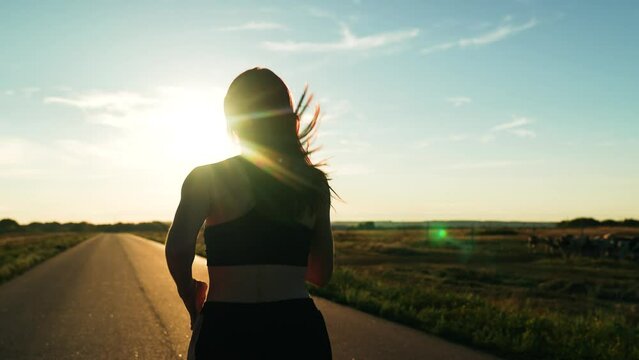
[
  {"xmin": 305, "ymin": 178, "xmax": 334, "ymax": 287},
  {"xmin": 165, "ymin": 166, "xmax": 210, "ymax": 321}
]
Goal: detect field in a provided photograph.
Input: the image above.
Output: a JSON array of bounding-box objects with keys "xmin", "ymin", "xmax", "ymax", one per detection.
[
  {"xmin": 136, "ymin": 226, "xmax": 639, "ymax": 360},
  {"xmin": 0, "ymin": 232, "xmax": 95, "ymax": 284}
]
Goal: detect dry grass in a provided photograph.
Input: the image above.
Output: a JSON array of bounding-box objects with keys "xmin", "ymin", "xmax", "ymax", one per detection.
[{"xmin": 0, "ymin": 232, "xmax": 94, "ymax": 284}]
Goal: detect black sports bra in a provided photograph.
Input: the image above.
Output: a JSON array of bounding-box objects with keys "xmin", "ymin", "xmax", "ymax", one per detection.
[{"xmin": 204, "ymin": 207, "xmax": 313, "ymax": 266}]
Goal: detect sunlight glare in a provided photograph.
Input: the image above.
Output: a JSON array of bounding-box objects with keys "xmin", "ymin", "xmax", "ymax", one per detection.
[{"xmin": 151, "ymin": 87, "xmax": 240, "ymax": 170}]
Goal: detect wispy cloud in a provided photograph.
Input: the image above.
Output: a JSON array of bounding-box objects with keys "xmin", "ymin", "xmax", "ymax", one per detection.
[
  {"xmin": 317, "ymin": 98, "xmax": 353, "ymax": 123},
  {"xmin": 447, "ymin": 96, "xmax": 472, "ymax": 107},
  {"xmin": 44, "ymin": 92, "xmax": 156, "ymax": 113},
  {"xmin": 437, "ymin": 116, "xmax": 537, "ymax": 145},
  {"xmin": 491, "ymin": 117, "xmax": 532, "ymax": 131},
  {"xmin": 4, "ymin": 87, "xmax": 41, "ymax": 97},
  {"xmin": 422, "ymin": 18, "xmax": 537, "ymax": 54},
  {"xmin": 218, "ymin": 22, "xmax": 286, "ymax": 32},
  {"xmin": 448, "ymin": 160, "xmax": 519, "ymax": 170},
  {"xmin": 262, "ymin": 24, "xmax": 419, "ymax": 52},
  {"xmin": 491, "ymin": 116, "xmax": 536, "ymax": 138}
]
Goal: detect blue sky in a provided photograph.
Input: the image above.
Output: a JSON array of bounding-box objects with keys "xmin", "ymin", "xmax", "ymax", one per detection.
[{"xmin": 1, "ymin": 0, "xmax": 638, "ymax": 223}]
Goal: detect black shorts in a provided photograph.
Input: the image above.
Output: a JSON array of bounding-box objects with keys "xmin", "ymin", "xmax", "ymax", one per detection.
[{"xmin": 193, "ymin": 297, "xmax": 332, "ymax": 359}]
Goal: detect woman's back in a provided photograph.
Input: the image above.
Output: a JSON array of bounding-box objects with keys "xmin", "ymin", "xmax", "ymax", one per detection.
[{"xmin": 201, "ymin": 154, "xmax": 324, "ymax": 302}]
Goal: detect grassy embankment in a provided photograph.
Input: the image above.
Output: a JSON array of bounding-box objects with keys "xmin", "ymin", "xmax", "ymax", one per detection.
[
  {"xmin": 135, "ymin": 227, "xmax": 639, "ymax": 360},
  {"xmin": 0, "ymin": 233, "xmax": 95, "ymax": 284}
]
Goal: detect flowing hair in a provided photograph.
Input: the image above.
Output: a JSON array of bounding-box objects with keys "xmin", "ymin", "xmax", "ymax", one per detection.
[{"xmin": 224, "ymin": 68, "xmax": 338, "ymax": 221}]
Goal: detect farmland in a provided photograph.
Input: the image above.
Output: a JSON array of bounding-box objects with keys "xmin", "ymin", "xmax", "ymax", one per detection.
[{"xmin": 324, "ymin": 226, "xmax": 639, "ymax": 360}]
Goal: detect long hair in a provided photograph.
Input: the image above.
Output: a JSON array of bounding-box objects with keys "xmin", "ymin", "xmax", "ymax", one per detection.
[{"xmin": 224, "ymin": 67, "xmax": 337, "ymax": 221}]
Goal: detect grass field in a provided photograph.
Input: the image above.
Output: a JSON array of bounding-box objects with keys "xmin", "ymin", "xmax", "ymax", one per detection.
[
  {"xmin": 0, "ymin": 232, "xmax": 95, "ymax": 284},
  {"xmin": 135, "ymin": 226, "xmax": 639, "ymax": 360}
]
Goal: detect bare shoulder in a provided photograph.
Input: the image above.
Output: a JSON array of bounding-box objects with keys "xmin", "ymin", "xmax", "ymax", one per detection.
[
  {"xmin": 189, "ymin": 155, "xmax": 241, "ymax": 180},
  {"xmin": 181, "ymin": 156, "xmax": 237, "ymax": 193}
]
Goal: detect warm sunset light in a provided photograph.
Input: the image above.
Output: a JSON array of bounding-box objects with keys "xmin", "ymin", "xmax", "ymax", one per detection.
[
  {"xmin": 2, "ymin": 3, "xmax": 639, "ymax": 360},
  {"xmin": 149, "ymin": 87, "xmax": 239, "ymax": 166}
]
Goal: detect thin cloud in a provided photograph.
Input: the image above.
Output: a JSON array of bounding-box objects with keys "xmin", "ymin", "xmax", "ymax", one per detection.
[
  {"xmin": 4, "ymin": 87, "xmax": 41, "ymax": 97},
  {"xmin": 449, "ymin": 116, "xmax": 537, "ymax": 144},
  {"xmin": 447, "ymin": 96, "xmax": 472, "ymax": 107},
  {"xmin": 218, "ymin": 22, "xmax": 286, "ymax": 32},
  {"xmin": 318, "ymin": 98, "xmax": 353, "ymax": 123},
  {"xmin": 44, "ymin": 92, "xmax": 156, "ymax": 113},
  {"xmin": 491, "ymin": 117, "xmax": 532, "ymax": 131},
  {"xmin": 262, "ymin": 24, "xmax": 419, "ymax": 52},
  {"xmin": 448, "ymin": 160, "xmax": 518, "ymax": 170},
  {"xmin": 422, "ymin": 18, "xmax": 537, "ymax": 54},
  {"xmin": 491, "ymin": 116, "xmax": 536, "ymax": 139}
]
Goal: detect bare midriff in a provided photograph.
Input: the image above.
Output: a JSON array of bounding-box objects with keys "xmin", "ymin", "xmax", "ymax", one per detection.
[{"xmin": 205, "ymin": 264, "xmax": 310, "ymax": 303}]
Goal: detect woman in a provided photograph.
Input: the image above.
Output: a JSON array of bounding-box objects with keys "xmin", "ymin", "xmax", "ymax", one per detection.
[{"xmin": 165, "ymin": 67, "xmax": 336, "ymax": 359}]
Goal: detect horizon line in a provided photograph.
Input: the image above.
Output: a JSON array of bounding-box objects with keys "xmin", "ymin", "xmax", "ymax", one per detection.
[{"xmin": 5, "ymin": 217, "xmax": 639, "ymax": 227}]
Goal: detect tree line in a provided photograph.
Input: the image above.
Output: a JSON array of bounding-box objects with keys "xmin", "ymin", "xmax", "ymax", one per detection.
[
  {"xmin": 558, "ymin": 217, "xmax": 639, "ymax": 228},
  {"xmin": 0, "ymin": 218, "xmax": 169, "ymax": 234}
]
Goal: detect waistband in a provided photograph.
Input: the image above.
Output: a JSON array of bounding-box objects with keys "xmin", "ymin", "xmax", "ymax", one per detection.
[{"xmin": 201, "ymin": 297, "xmax": 317, "ymax": 314}]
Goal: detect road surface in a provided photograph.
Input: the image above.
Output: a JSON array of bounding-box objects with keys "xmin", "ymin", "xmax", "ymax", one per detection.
[{"xmin": 0, "ymin": 233, "xmax": 498, "ymax": 359}]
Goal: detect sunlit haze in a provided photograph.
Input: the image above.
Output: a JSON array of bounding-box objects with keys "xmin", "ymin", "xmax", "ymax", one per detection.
[{"xmin": 1, "ymin": 1, "xmax": 638, "ymax": 223}]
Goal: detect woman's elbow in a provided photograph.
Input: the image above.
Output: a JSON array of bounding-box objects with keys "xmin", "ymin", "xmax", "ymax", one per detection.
[{"xmin": 306, "ymin": 265, "xmax": 333, "ymax": 287}]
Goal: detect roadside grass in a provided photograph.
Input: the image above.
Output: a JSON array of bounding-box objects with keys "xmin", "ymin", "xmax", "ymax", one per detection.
[
  {"xmin": 311, "ymin": 268, "xmax": 638, "ymax": 360},
  {"xmin": 0, "ymin": 233, "xmax": 95, "ymax": 284},
  {"xmin": 135, "ymin": 228, "xmax": 639, "ymax": 360}
]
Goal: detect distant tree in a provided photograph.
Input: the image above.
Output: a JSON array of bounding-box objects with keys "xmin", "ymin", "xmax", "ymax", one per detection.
[
  {"xmin": 356, "ymin": 221, "xmax": 376, "ymax": 230},
  {"xmin": 558, "ymin": 218, "xmax": 600, "ymax": 228},
  {"xmin": 558, "ymin": 217, "xmax": 639, "ymax": 228},
  {"xmin": 67, "ymin": 222, "xmax": 93, "ymax": 232},
  {"xmin": 0, "ymin": 218, "xmax": 21, "ymax": 233},
  {"xmin": 622, "ymin": 219, "xmax": 639, "ymax": 227}
]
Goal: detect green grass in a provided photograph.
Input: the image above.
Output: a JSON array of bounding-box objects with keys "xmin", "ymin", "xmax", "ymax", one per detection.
[
  {"xmin": 310, "ymin": 268, "xmax": 638, "ymax": 360},
  {"xmin": 135, "ymin": 227, "xmax": 639, "ymax": 360},
  {"xmin": 0, "ymin": 233, "xmax": 95, "ymax": 284}
]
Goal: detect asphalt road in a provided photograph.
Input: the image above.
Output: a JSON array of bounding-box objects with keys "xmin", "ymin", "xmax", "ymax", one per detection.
[{"xmin": 0, "ymin": 233, "xmax": 498, "ymax": 359}]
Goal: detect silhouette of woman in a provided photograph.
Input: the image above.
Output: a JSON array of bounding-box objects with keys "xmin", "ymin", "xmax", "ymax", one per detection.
[{"xmin": 165, "ymin": 67, "xmax": 335, "ymax": 359}]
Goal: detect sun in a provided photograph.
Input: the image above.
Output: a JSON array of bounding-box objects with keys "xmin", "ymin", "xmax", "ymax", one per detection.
[{"xmin": 153, "ymin": 87, "xmax": 240, "ymax": 169}]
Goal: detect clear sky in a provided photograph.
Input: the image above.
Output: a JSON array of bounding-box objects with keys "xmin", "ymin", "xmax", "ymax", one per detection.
[{"xmin": 1, "ymin": 0, "xmax": 638, "ymax": 223}]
